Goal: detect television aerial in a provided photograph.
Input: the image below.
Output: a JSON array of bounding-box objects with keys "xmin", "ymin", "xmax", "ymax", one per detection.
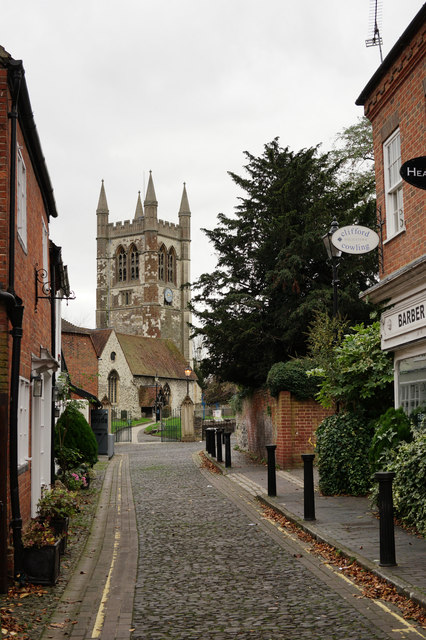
[{"xmin": 365, "ymin": 0, "xmax": 384, "ymax": 63}]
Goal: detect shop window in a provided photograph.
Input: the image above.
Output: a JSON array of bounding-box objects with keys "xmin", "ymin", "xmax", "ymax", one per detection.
[
  {"xmin": 398, "ymin": 354, "xmax": 426, "ymax": 414},
  {"xmin": 383, "ymin": 129, "xmax": 404, "ymax": 238}
]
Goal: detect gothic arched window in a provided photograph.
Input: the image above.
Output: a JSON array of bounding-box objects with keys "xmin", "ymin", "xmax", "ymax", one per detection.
[
  {"xmin": 167, "ymin": 247, "xmax": 176, "ymax": 284},
  {"xmin": 117, "ymin": 246, "xmax": 127, "ymax": 282},
  {"xmin": 130, "ymin": 245, "xmax": 139, "ymax": 280},
  {"xmin": 158, "ymin": 245, "xmax": 166, "ymax": 282},
  {"xmin": 108, "ymin": 370, "xmax": 119, "ymax": 404}
]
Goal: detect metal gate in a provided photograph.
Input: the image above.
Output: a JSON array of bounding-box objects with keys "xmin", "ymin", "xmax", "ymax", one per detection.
[
  {"xmin": 112, "ymin": 409, "xmax": 132, "ymax": 443},
  {"xmin": 160, "ymin": 408, "xmax": 181, "ymax": 442}
]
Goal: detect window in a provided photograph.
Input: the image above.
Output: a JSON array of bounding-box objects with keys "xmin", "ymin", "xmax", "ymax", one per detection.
[
  {"xmin": 167, "ymin": 248, "xmax": 176, "ymax": 284},
  {"xmin": 117, "ymin": 247, "xmax": 127, "ymax": 282},
  {"xmin": 158, "ymin": 246, "xmax": 166, "ymax": 281},
  {"xmin": 18, "ymin": 377, "xmax": 30, "ymax": 468},
  {"xmin": 122, "ymin": 291, "xmax": 131, "ymax": 305},
  {"xmin": 108, "ymin": 371, "xmax": 119, "ymax": 404},
  {"xmin": 130, "ymin": 245, "xmax": 139, "ymax": 280},
  {"xmin": 399, "ymin": 354, "xmax": 426, "ymax": 414},
  {"xmin": 17, "ymin": 147, "xmax": 27, "ymax": 249},
  {"xmin": 383, "ymin": 129, "xmax": 404, "ymax": 237}
]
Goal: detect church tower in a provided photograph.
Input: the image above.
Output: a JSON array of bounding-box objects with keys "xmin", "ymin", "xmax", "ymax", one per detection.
[{"xmin": 95, "ymin": 174, "xmax": 192, "ymax": 362}]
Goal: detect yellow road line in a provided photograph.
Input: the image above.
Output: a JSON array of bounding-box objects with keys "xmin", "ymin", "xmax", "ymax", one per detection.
[{"xmin": 91, "ymin": 459, "xmax": 122, "ymax": 638}]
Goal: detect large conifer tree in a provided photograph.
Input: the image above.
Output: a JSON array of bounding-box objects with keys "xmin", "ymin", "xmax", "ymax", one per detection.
[{"xmin": 191, "ymin": 137, "xmax": 378, "ymax": 388}]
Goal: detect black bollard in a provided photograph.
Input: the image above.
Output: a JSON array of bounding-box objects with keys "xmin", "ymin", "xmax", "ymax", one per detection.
[
  {"xmin": 216, "ymin": 429, "xmax": 223, "ymax": 463},
  {"xmin": 224, "ymin": 432, "xmax": 232, "ymax": 468},
  {"xmin": 211, "ymin": 428, "xmax": 216, "ymax": 458},
  {"xmin": 301, "ymin": 454, "xmax": 316, "ymax": 521},
  {"xmin": 375, "ymin": 472, "xmax": 397, "ymax": 566},
  {"xmin": 205, "ymin": 427, "xmax": 210, "ymax": 452},
  {"xmin": 266, "ymin": 444, "xmax": 277, "ymax": 497}
]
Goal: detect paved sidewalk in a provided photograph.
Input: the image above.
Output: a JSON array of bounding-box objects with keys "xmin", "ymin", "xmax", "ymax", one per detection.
[
  {"xmin": 210, "ymin": 445, "xmax": 426, "ymax": 609},
  {"xmin": 41, "ymin": 453, "xmax": 138, "ymax": 640}
]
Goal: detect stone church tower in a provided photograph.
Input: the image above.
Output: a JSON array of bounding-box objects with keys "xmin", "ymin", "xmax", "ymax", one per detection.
[{"xmin": 96, "ymin": 173, "xmax": 192, "ymax": 362}]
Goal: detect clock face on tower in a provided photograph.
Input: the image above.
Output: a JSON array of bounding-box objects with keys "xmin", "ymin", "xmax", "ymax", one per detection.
[{"xmin": 164, "ymin": 288, "xmax": 173, "ymax": 304}]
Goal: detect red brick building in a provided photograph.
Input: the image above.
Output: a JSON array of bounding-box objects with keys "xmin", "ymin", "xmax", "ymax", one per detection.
[
  {"xmin": 0, "ymin": 46, "xmax": 69, "ymax": 589},
  {"xmin": 356, "ymin": 6, "xmax": 426, "ymax": 412}
]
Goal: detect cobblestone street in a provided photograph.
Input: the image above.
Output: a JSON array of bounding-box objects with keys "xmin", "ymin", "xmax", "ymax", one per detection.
[{"xmin": 128, "ymin": 440, "xmax": 401, "ymax": 640}]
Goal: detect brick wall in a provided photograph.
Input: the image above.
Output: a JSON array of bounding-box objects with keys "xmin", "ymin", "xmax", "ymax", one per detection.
[
  {"xmin": 236, "ymin": 389, "xmax": 333, "ymax": 467},
  {"xmin": 0, "ymin": 68, "xmax": 55, "ymax": 542},
  {"xmin": 363, "ymin": 26, "xmax": 425, "ymax": 278},
  {"xmin": 275, "ymin": 391, "xmax": 333, "ymax": 467}
]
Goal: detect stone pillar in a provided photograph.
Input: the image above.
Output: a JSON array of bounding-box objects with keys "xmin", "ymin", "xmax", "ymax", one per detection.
[{"xmin": 181, "ymin": 396, "xmax": 196, "ymax": 441}]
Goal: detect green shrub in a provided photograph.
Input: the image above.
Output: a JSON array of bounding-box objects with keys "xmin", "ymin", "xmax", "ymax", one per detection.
[
  {"xmin": 391, "ymin": 431, "xmax": 426, "ymax": 535},
  {"xmin": 316, "ymin": 412, "xmax": 372, "ymax": 496},
  {"xmin": 55, "ymin": 403, "xmax": 98, "ymax": 470},
  {"xmin": 369, "ymin": 407, "xmax": 413, "ymax": 473},
  {"xmin": 266, "ymin": 359, "xmax": 321, "ymax": 400}
]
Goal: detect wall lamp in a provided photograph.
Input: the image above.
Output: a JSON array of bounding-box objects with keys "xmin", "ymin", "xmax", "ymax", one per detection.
[{"xmin": 32, "ymin": 374, "xmax": 43, "ymax": 398}]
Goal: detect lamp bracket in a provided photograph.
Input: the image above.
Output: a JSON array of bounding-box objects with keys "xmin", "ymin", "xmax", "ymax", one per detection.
[{"xmin": 34, "ymin": 264, "xmax": 76, "ymax": 312}]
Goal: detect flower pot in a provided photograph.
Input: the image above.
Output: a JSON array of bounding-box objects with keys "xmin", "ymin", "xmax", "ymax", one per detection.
[
  {"xmin": 22, "ymin": 539, "xmax": 61, "ymax": 585},
  {"xmin": 50, "ymin": 517, "xmax": 69, "ymax": 555}
]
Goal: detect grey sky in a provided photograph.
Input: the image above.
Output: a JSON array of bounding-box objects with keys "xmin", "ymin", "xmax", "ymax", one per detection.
[{"xmin": 2, "ymin": 0, "xmax": 423, "ymax": 327}]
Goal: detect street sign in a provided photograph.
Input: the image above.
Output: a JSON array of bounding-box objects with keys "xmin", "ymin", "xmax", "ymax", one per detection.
[
  {"xmin": 332, "ymin": 225, "xmax": 379, "ymax": 255},
  {"xmin": 400, "ymin": 156, "xmax": 426, "ymax": 190}
]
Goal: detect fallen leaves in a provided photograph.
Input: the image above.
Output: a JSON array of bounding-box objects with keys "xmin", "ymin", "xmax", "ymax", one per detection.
[
  {"xmin": 259, "ymin": 502, "xmax": 426, "ymax": 629},
  {"xmin": 199, "ymin": 451, "xmax": 221, "ymax": 474}
]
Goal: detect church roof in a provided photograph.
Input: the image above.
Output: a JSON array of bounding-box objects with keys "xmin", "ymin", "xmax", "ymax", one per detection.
[
  {"xmin": 90, "ymin": 329, "xmax": 114, "ymax": 357},
  {"xmin": 116, "ymin": 333, "xmax": 195, "ymax": 380}
]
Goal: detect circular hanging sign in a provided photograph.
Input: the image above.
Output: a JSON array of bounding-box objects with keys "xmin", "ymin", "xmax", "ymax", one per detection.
[
  {"xmin": 399, "ymin": 156, "xmax": 426, "ymax": 190},
  {"xmin": 332, "ymin": 225, "xmax": 380, "ymax": 255}
]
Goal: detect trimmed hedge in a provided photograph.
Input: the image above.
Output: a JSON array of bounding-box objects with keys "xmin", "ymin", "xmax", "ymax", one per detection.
[
  {"xmin": 266, "ymin": 359, "xmax": 321, "ymax": 400},
  {"xmin": 55, "ymin": 403, "xmax": 98, "ymax": 468}
]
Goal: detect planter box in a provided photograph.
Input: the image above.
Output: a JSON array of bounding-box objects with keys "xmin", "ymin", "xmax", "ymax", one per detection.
[
  {"xmin": 50, "ymin": 517, "xmax": 69, "ymax": 555},
  {"xmin": 22, "ymin": 539, "xmax": 61, "ymax": 585}
]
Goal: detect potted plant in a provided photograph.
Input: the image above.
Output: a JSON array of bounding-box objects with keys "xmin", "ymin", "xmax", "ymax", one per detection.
[
  {"xmin": 21, "ymin": 519, "xmax": 61, "ymax": 585},
  {"xmin": 37, "ymin": 485, "xmax": 79, "ymax": 554}
]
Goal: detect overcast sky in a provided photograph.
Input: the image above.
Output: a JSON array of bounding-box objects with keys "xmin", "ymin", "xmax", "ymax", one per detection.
[{"xmin": 3, "ymin": 0, "xmax": 424, "ymax": 327}]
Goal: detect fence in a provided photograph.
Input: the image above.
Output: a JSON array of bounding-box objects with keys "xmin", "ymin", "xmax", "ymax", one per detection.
[{"xmin": 161, "ymin": 408, "xmax": 181, "ymax": 442}]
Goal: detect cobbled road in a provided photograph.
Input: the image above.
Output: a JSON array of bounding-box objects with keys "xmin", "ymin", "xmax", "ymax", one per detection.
[{"xmin": 126, "ymin": 440, "xmax": 405, "ymax": 640}]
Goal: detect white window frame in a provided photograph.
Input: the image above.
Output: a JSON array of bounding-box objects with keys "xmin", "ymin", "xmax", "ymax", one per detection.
[
  {"xmin": 383, "ymin": 129, "xmax": 404, "ymax": 239},
  {"xmin": 18, "ymin": 377, "xmax": 30, "ymax": 468},
  {"xmin": 17, "ymin": 147, "xmax": 27, "ymax": 250}
]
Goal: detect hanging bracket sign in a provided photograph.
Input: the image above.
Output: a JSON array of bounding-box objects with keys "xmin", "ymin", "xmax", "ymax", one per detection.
[
  {"xmin": 332, "ymin": 225, "xmax": 380, "ymax": 255},
  {"xmin": 399, "ymin": 156, "xmax": 426, "ymax": 190}
]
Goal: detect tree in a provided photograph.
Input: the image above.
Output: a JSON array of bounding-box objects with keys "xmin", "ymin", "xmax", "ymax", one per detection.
[{"xmin": 191, "ymin": 137, "xmax": 379, "ymax": 388}]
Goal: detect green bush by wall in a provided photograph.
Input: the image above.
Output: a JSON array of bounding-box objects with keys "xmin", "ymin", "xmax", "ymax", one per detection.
[
  {"xmin": 316, "ymin": 412, "xmax": 372, "ymax": 496},
  {"xmin": 55, "ymin": 403, "xmax": 98, "ymax": 468}
]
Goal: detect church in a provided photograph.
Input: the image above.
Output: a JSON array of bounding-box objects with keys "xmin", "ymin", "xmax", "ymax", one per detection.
[
  {"xmin": 95, "ymin": 171, "xmax": 192, "ymax": 363},
  {"xmin": 61, "ymin": 174, "xmax": 197, "ymax": 421}
]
